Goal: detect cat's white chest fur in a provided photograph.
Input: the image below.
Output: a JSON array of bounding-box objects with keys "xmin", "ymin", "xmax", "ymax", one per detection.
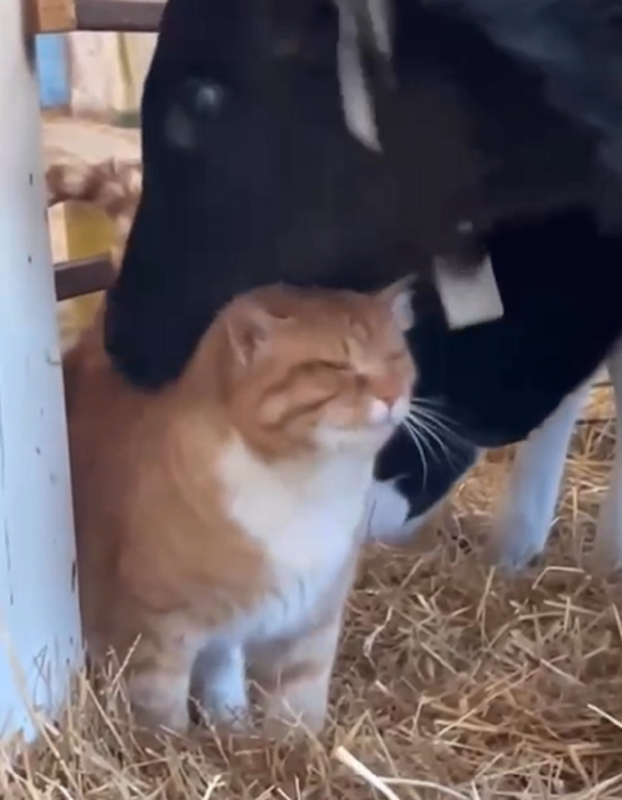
[{"xmin": 216, "ymin": 434, "xmax": 374, "ymax": 644}]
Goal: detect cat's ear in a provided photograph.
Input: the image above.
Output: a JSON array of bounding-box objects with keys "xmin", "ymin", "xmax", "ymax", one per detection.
[
  {"xmin": 225, "ymin": 298, "xmax": 289, "ymax": 366},
  {"xmin": 376, "ymin": 277, "xmax": 416, "ymax": 332}
]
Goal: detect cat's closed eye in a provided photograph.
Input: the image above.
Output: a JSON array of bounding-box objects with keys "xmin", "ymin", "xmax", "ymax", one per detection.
[
  {"xmin": 315, "ymin": 359, "xmax": 351, "ymax": 373},
  {"xmin": 385, "ymin": 350, "xmax": 408, "ymax": 363}
]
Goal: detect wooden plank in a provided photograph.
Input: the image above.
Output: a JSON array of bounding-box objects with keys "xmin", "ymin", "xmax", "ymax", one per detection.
[
  {"xmin": 27, "ymin": 0, "xmax": 76, "ymax": 33},
  {"xmin": 54, "ymin": 254, "xmax": 115, "ymax": 301},
  {"xmin": 120, "ymin": 31, "xmax": 157, "ymax": 110},
  {"xmin": 49, "ymin": 206, "xmax": 110, "ymax": 343},
  {"xmin": 75, "ymin": 0, "xmax": 164, "ymax": 32}
]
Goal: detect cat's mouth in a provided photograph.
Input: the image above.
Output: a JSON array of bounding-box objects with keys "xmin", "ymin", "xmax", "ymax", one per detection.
[{"xmin": 315, "ymin": 417, "xmax": 402, "ymax": 452}]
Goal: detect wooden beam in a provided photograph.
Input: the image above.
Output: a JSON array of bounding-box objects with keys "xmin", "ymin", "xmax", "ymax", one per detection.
[
  {"xmin": 27, "ymin": 0, "xmax": 76, "ymax": 33},
  {"xmin": 27, "ymin": 0, "xmax": 164, "ymax": 34},
  {"xmin": 54, "ymin": 254, "xmax": 116, "ymax": 301},
  {"xmin": 75, "ymin": 0, "xmax": 164, "ymax": 32}
]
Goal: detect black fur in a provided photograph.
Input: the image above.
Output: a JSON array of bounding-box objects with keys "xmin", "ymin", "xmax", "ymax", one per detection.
[
  {"xmin": 375, "ymin": 207, "xmax": 622, "ymax": 522},
  {"xmin": 106, "ymin": 0, "xmax": 622, "ymax": 390}
]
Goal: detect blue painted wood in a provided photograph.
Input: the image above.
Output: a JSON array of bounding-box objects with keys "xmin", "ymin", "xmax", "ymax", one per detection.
[{"xmin": 35, "ymin": 35, "xmax": 69, "ymax": 109}]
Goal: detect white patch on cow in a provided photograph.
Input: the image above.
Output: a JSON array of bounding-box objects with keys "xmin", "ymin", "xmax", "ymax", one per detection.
[
  {"xmin": 364, "ymin": 479, "xmax": 440, "ymax": 545},
  {"xmin": 490, "ymin": 378, "xmax": 592, "ymax": 569}
]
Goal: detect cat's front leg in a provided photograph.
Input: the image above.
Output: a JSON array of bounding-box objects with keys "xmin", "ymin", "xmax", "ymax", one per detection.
[
  {"xmin": 254, "ymin": 616, "xmax": 342, "ymax": 738},
  {"xmin": 190, "ymin": 640, "xmax": 248, "ymax": 728},
  {"xmin": 125, "ymin": 626, "xmax": 203, "ymax": 734},
  {"xmin": 127, "ymin": 662, "xmax": 192, "ymax": 733}
]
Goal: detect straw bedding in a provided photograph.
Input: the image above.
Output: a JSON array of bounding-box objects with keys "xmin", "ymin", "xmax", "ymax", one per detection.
[{"xmin": 1, "ymin": 382, "xmax": 620, "ymax": 799}]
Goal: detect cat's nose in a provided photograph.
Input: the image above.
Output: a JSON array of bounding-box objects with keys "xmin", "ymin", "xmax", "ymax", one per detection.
[
  {"xmin": 370, "ymin": 378, "xmax": 404, "ymax": 408},
  {"xmin": 369, "ymin": 392, "xmax": 408, "ymax": 425}
]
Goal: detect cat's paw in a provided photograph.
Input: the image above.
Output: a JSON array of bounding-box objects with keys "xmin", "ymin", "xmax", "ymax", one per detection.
[
  {"xmin": 128, "ymin": 673, "xmax": 190, "ymax": 734},
  {"xmin": 192, "ymin": 643, "xmax": 249, "ymax": 729},
  {"xmin": 488, "ymin": 509, "xmax": 548, "ymax": 571},
  {"xmin": 194, "ymin": 685, "xmax": 250, "ymax": 730}
]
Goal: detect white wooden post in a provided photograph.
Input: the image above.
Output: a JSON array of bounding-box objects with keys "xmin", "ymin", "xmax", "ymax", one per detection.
[{"xmin": 0, "ymin": 3, "xmax": 82, "ymax": 744}]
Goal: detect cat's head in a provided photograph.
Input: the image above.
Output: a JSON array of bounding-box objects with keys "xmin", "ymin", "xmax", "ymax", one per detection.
[{"xmin": 213, "ymin": 281, "xmax": 417, "ymax": 458}]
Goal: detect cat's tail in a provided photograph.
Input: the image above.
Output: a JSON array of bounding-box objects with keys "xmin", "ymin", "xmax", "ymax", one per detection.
[{"xmin": 46, "ymin": 155, "xmax": 143, "ymax": 258}]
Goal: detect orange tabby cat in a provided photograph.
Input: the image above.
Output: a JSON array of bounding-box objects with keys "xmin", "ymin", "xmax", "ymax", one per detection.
[{"xmin": 65, "ymin": 279, "xmax": 416, "ymax": 736}]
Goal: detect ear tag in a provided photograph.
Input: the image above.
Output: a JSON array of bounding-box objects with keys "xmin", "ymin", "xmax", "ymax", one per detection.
[{"xmin": 433, "ymin": 255, "xmax": 504, "ymax": 329}]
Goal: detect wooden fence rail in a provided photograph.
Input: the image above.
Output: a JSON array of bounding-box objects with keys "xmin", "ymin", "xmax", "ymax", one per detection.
[
  {"xmin": 32, "ymin": 0, "xmax": 164, "ymax": 34},
  {"xmin": 54, "ymin": 254, "xmax": 116, "ymax": 301},
  {"xmin": 76, "ymin": 0, "xmax": 163, "ymax": 32}
]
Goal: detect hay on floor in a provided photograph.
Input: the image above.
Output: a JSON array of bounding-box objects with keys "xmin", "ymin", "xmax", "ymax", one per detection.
[{"xmin": 2, "ymin": 386, "xmax": 621, "ymax": 800}]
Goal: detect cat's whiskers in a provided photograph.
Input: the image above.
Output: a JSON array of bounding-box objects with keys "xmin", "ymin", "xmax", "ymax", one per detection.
[
  {"xmin": 410, "ymin": 396, "xmax": 460, "ymax": 424},
  {"xmin": 399, "ymin": 416, "xmax": 429, "ymax": 487},
  {"xmin": 410, "ymin": 408, "xmax": 463, "ymax": 450},
  {"xmin": 409, "ymin": 399, "xmax": 474, "ymax": 448},
  {"xmin": 407, "ymin": 413, "xmax": 457, "ymax": 469},
  {"xmin": 402, "ymin": 405, "xmax": 465, "ymax": 472}
]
